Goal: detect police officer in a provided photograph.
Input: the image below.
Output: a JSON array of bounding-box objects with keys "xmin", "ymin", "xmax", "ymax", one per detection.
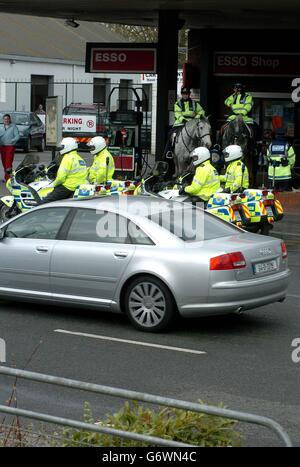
[
  {"xmin": 220, "ymin": 145, "xmax": 249, "ymax": 193},
  {"xmin": 267, "ymin": 128, "xmax": 295, "ymax": 191},
  {"xmin": 183, "ymin": 147, "xmax": 220, "ymax": 206},
  {"xmin": 224, "ymin": 83, "xmax": 254, "ymax": 124},
  {"xmin": 164, "ymin": 87, "xmax": 205, "ymax": 158},
  {"xmin": 87, "ymin": 136, "xmax": 115, "ymax": 184},
  {"xmin": 39, "ymin": 137, "xmax": 88, "ymax": 204}
]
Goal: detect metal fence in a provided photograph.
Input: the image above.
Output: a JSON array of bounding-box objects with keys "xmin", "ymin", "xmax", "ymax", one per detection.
[{"xmin": 0, "ymin": 366, "xmax": 293, "ymax": 447}]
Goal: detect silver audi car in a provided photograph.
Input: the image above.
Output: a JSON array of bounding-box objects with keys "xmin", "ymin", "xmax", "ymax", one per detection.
[{"xmin": 0, "ymin": 197, "xmax": 290, "ymax": 332}]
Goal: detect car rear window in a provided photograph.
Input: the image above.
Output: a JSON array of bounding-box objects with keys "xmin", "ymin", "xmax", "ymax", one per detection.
[{"xmin": 148, "ymin": 205, "xmax": 242, "ymax": 242}]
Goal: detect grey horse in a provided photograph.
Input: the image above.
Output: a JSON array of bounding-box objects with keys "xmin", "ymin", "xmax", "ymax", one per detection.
[{"xmin": 171, "ymin": 116, "xmax": 212, "ymax": 176}]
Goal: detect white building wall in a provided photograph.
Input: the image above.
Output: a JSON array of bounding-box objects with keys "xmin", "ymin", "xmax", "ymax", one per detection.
[{"xmin": 0, "ymin": 57, "xmax": 144, "ymax": 112}]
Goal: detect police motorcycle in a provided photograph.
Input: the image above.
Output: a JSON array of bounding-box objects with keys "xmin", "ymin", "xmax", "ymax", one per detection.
[
  {"xmin": 0, "ymin": 154, "xmax": 58, "ymax": 223},
  {"xmin": 134, "ymin": 159, "xmax": 251, "ymax": 229}
]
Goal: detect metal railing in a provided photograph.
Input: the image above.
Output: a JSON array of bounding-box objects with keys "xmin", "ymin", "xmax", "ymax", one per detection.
[{"xmin": 0, "ymin": 366, "xmax": 293, "ymax": 447}]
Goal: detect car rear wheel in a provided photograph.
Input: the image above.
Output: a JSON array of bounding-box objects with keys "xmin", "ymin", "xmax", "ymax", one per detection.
[{"xmin": 124, "ymin": 275, "xmax": 176, "ymax": 332}]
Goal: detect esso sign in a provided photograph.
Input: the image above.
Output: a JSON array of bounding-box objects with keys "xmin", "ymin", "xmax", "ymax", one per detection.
[
  {"xmin": 95, "ymin": 52, "xmax": 127, "ymax": 63},
  {"xmin": 217, "ymin": 55, "xmax": 248, "ymax": 67}
]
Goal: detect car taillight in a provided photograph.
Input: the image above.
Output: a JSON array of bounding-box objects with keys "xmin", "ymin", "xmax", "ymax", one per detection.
[
  {"xmin": 281, "ymin": 242, "xmax": 288, "ymax": 259},
  {"xmin": 95, "ymin": 185, "xmax": 103, "ymax": 192},
  {"xmin": 210, "ymin": 252, "xmax": 246, "ymax": 270},
  {"xmin": 239, "ymin": 193, "xmax": 246, "ymax": 199}
]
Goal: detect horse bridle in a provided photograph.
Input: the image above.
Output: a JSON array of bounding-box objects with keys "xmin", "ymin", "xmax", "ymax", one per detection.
[{"xmin": 179, "ymin": 119, "xmax": 211, "ymax": 153}]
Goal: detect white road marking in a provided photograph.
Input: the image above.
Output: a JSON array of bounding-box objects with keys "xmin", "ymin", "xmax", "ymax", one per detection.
[{"xmin": 54, "ymin": 329, "xmax": 207, "ymax": 355}]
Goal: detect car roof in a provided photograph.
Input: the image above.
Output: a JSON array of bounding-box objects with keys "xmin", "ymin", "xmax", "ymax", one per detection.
[{"xmin": 36, "ymin": 196, "xmax": 189, "ymax": 214}]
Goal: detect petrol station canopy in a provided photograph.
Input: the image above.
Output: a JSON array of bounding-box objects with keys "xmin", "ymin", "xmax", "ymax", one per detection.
[{"xmin": 1, "ymin": 0, "xmax": 300, "ymax": 28}]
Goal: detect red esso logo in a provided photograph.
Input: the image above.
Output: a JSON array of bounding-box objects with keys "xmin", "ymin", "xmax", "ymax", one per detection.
[
  {"xmin": 217, "ymin": 55, "xmax": 247, "ymax": 67},
  {"xmin": 95, "ymin": 52, "xmax": 127, "ymax": 63}
]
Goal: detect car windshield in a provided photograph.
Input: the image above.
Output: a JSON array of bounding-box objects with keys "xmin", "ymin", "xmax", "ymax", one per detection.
[
  {"xmin": 0, "ymin": 113, "xmax": 29, "ymax": 125},
  {"xmin": 148, "ymin": 204, "xmax": 242, "ymax": 242}
]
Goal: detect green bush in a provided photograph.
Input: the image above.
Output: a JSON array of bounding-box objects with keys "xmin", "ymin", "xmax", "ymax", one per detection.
[{"xmin": 54, "ymin": 400, "xmax": 241, "ymax": 447}]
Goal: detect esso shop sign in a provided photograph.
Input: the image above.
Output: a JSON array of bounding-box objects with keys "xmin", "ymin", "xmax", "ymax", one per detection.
[
  {"xmin": 86, "ymin": 45, "xmax": 157, "ymax": 73},
  {"xmin": 62, "ymin": 115, "xmax": 96, "ymax": 133},
  {"xmin": 214, "ymin": 52, "xmax": 300, "ymax": 76}
]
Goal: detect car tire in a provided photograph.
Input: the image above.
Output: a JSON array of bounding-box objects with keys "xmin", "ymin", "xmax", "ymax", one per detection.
[
  {"xmin": 24, "ymin": 136, "xmax": 31, "ymax": 153},
  {"xmin": 124, "ymin": 275, "xmax": 176, "ymax": 332},
  {"xmin": 37, "ymin": 136, "xmax": 45, "ymax": 152}
]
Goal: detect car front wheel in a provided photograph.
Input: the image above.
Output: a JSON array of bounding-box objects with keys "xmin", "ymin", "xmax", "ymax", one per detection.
[{"xmin": 124, "ymin": 275, "xmax": 176, "ymax": 332}]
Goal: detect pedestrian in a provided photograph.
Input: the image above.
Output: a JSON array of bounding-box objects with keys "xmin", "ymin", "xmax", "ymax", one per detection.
[
  {"xmin": 0, "ymin": 114, "xmax": 20, "ymax": 182},
  {"xmin": 35, "ymin": 104, "xmax": 46, "ymax": 115}
]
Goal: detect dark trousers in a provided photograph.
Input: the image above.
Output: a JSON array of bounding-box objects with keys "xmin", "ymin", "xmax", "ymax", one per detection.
[
  {"xmin": 39, "ymin": 185, "xmax": 74, "ymax": 204},
  {"xmin": 268, "ymin": 179, "xmax": 292, "ymax": 192},
  {"xmin": 163, "ymin": 126, "xmax": 183, "ymax": 156}
]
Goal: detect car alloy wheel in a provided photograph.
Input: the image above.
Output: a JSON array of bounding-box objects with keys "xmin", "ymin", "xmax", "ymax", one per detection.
[{"xmin": 125, "ymin": 276, "xmax": 175, "ymax": 332}]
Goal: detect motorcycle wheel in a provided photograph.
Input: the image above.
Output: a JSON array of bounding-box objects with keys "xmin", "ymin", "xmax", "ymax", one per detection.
[
  {"xmin": 0, "ymin": 202, "xmax": 19, "ymax": 223},
  {"xmin": 260, "ymin": 222, "xmax": 274, "ymax": 236}
]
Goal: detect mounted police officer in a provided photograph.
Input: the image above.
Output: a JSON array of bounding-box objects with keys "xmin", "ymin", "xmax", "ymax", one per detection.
[
  {"xmin": 267, "ymin": 128, "xmax": 295, "ymax": 191},
  {"xmin": 225, "ymin": 83, "xmax": 254, "ymax": 125},
  {"xmin": 164, "ymin": 86, "xmax": 205, "ymax": 159},
  {"xmin": 221, "ymin": 145, "xmax": 249, "ymax": 193}
]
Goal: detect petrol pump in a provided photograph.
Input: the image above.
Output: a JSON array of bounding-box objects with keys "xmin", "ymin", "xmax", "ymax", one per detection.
[{"xmin": 105, "ymin": 86, "xmax": 150, "ymax": 178}]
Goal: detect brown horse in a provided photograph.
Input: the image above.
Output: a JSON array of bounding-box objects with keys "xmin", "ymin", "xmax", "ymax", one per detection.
[{"xmin": 222, "ymin": 115, "xmax": 257, "ymax": 186}]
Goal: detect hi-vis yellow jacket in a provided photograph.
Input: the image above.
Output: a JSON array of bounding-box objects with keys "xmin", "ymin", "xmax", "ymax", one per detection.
[
  {"xmin": 53, "ymin": 150, "xmax": 88, "ymax": 191},
  {"xmin": 220, "ymin": 160, "xmax": 249, "ymax": 192},
  {"xmin": 88, "ymin": 148, "xmax": 115, "ymax": 184},
  {"xmin": 185, "ymin": 160, "xmax": 221, "ymax": 201}
]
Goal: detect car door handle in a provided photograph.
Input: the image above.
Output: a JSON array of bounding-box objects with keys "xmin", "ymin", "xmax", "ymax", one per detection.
[
  {"xmin": 36, "ymin": 246, "xmax": 49, "ymax": 253},
  {"xmin": 114, "ymin": 251, "xmax": 128, "ymax": 258}
]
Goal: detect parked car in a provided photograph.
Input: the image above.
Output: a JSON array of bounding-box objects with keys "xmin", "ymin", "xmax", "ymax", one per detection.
[
  {"xmin": 0, "ymin": 197, "xmax": 290, "ymax": 332},
  {"xmin": 0, "ymin": 111, "xmax": 45, "ymax": 152}
]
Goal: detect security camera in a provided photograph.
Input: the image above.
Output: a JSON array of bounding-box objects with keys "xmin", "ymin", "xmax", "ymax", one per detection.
[{"xmin": 65, "ymin": 19, "xmax": 79, "ymax": 28}]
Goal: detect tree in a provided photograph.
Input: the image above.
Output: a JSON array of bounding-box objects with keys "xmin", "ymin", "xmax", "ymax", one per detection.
[{"xmin": 103, "ymin": 24, "xmax": 187, "ymax": 66}]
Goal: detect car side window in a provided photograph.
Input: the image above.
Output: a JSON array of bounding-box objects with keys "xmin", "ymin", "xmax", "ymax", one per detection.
[
  {"xmin": 66, "ymin": 209, "xmax": 153, "ymax": 245},
  {"xmin": 127, "ymin": 220, "xmax": 154, "ymax": 245},
  {"xmin": 4, "ymin": 207, "xmax": 70, "ymax": 240},
  {"xmin": 66, "ymin": 208, "xmax": 131, "ymax": 244}
]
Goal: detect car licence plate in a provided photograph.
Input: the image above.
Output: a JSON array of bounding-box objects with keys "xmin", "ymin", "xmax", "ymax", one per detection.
[
  {"xmin": 266, "ymin": 206, "xmax": 273, "ymax": 217},
  {"xmin": 254, "ymin": 259, "xmax": 278, "ymax": 274},
  {"xmin": 234, "ymin": 211, "xmax": 242, "ymax": 221}
]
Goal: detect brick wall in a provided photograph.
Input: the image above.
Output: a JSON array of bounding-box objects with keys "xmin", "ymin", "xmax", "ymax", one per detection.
[{"xmin": 276, "ymin": 192, "xmax": 300, "ymax": 213}]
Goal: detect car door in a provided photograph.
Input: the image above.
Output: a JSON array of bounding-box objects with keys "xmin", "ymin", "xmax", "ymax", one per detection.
[
  {"xmin": 50, "ymin": 208, "xmax": 136, "ymax": 306},
  {"xmin": 29, "ymin": 113, "xmax": 40, "ymax": 146},
  {"xmin": 0, "ymin": 207, "xmax": 70, "ymax": 296}
]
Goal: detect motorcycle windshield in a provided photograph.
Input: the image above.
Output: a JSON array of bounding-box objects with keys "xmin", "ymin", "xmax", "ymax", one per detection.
[{"xmin": 16, "ymin": 154, "xmax": 40, "ymax": 170}]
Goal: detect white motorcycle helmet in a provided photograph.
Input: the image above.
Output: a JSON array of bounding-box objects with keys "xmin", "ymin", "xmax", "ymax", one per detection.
[
  {"xmin": 58, "ymin": 137, "xmax": 78, "ymax": 155},
  {"xmin": 87, "ymin": 136, "xmax": 106, "ymax": 155},
  {"xmin": 223, "ymin": 145, "xmax": 243, "ymax": 163},
  {"xmin": 191, "ymin": 147, "xmax": 211, "ymax": 166}
]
